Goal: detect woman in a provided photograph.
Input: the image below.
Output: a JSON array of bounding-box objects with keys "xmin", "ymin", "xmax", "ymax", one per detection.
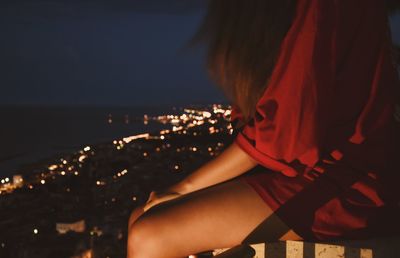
[{"xmin": 127, "ymin": 0, "xmax": 400, "ymax": 257}]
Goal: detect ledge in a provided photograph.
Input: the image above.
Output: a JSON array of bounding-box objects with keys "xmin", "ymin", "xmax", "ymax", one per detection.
[{"xmin": 211, "ymin": 237, "xmax": 400, "ymax": 258}]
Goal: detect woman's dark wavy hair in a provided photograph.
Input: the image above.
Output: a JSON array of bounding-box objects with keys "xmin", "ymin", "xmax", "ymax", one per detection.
[
  {"xmin": 187, "ymin": 0, "xmax": 297, "ymax": 123},
  {"xmin": 188, "ymin": 0, "xmax": 399, "ymax": 123}
]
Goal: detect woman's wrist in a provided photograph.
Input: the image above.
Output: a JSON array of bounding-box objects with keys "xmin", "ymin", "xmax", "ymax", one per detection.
[{"xmin": 166, "ymin": 179, "xmax": 193, "ymax": 195}]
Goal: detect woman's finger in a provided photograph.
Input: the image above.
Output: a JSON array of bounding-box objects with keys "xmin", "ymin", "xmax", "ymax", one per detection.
[
  {"xmin": 143, "ymin": 192, "xmax": 181, "ymax": 212},
  {"xmin": 143, "ymin": 199, "xmax": 160, "ymax": 212},
  {"xmin": 146, "ymin": 191, "xmax": 157, "ymax": 203},
  {"xmin": 143, "ymin": 202, "xmax": 153, "ymax": 212}
]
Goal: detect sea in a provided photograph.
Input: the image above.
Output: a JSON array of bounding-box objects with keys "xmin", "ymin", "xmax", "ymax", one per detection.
[{"xmin": 0, "ymin": 105, "xmax": 183, "ymax": 177}]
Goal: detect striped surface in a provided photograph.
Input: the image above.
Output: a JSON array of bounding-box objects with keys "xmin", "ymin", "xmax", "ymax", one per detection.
[{"xmin": 212, "ymin": 240, "xmax": 373, "ymax": 258}]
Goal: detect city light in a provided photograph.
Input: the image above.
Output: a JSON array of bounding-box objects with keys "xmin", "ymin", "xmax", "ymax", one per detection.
[
  {"xmin": 0, "ymin": 104, "xmax": 236, "ymax": 256},
  {"xmin": 78, "ymin": 155, "xmax": 87, "ymax": 163},
  {"xmin": 48, "ymin": 165, "xmax": 58, "ymax": 171},
  {"xmin": 123, "ymin": 133, "xmax": 150, "ymax": 143}
]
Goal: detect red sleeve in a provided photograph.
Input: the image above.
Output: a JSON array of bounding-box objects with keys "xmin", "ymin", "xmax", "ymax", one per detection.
[{"xmin": 232, "ymin": 0, "xmax": 336, "ymax": 175}]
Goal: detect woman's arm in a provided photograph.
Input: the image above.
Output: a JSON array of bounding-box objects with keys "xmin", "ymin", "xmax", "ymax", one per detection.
[{"xmin": 166, "ymin": 141, "xmax": 259, "ymax": 195}]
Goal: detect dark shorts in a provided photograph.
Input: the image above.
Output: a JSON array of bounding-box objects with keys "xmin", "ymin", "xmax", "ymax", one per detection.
[{"xmin": 238, "ymin": 164, "xmax": 400, "ymax": 241}]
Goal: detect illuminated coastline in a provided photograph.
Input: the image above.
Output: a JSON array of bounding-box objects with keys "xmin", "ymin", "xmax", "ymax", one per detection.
[{"xmin": 0, "ymin": 104, "xmax": 234, "ymax": 257}]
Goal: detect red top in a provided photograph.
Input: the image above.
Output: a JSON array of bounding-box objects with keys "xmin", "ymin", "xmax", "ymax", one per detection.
[{"xmin": 231, "ymin": 0, "xmax": 400, "ymax": 181}]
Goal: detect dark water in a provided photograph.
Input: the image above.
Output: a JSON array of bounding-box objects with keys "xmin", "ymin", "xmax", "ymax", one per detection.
[{"xmin": 0, "ymin": 105, "xmax": 178, "ymax": 176}]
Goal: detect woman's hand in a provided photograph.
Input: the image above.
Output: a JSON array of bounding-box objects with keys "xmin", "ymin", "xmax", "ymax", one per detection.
[{"xmin": 143, "ymin": 189, "xmax": 182, "ymax": 212}]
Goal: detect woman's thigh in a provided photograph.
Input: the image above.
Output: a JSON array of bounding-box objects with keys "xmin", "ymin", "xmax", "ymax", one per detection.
[{"xmin": 128, "ymin": 177, "xmax": 298, "ymax": 257}]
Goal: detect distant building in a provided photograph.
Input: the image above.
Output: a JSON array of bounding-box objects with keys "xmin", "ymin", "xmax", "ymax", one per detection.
[
  {"xmin": 56, "ymin": 220, "xmax": 86, "ymax": 234},
  {"xmin": 12, "ymin": 175, "xmax": 23, "ymax": 188}
]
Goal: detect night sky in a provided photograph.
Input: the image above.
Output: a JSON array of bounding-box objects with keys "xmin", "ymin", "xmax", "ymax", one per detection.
[{"xmin": 1, "ymin": 1, "xmax": 399, "ymax": 107}]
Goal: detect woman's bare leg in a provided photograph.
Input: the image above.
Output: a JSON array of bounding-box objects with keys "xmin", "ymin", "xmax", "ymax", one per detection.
[{"xmin": 127, "ymin": 178, "xmax": 302, "ymax": 258}]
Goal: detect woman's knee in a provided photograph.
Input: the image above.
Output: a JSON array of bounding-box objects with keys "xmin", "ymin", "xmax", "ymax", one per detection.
[{"xmin": 127, "ymin": 215, "xmax": 163, "ymax": 258}]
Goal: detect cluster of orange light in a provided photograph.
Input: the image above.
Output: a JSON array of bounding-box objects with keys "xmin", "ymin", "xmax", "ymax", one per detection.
[{"xmin": 2, "ymin": 105, "xmax": 233, "ymax": 196}]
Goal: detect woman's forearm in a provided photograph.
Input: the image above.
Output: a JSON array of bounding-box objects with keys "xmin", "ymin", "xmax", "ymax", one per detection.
[{"xmin": 167, "ymin": 141, "xmax": 259, "ymax": 195}]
